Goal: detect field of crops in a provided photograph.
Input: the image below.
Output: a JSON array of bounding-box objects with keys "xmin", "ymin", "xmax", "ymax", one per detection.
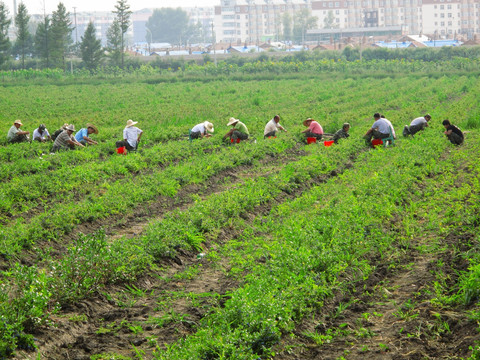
[{"xmin": 1, "ymin": 67, "xmax": 480, "ymax": 359}]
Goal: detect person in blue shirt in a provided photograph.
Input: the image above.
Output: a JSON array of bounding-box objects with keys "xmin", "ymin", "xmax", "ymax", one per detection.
[{"xmin": 75, "ymin": 124, "xmax": 98, "ymax": 146}]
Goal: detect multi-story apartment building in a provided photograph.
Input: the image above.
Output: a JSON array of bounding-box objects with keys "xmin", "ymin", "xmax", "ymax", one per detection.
[
  {"xmin": 214, "ymin": 0, "xmax": 480, "ymax": 43},
  {"xmin": 214, "ymin": 0, "xmax": 311, "ymax": 44}
]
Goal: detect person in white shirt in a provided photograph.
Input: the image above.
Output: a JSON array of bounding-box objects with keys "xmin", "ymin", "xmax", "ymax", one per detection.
[
  {"xmin": 190, "ymin": 121, "xmax": 214, "ymax": 139},
  {"xmin": 116, "ymin": 119, "xmax": 143, "ymax": 151},
  {"xmin": 264, "ymin": 115, "xmax": 287, "ymax": 138},
  {"xmin": 33, "ymin": 124, "xmax": 52, "ymax": 142},
  {"xmin": 380, "ymin": 115, "xmax": 396, "ymax": 139},
  {"xmin": 403, "ymin": 114, "xmax": 431, "ymax": 137},
  {"xmin": 364, "ymin": 113, "xmax": 391, "ymax": 145}
]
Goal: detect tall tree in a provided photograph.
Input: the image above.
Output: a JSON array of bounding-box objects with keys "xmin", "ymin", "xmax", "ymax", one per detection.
[
  {"xmin": 146, "ymin": 8, "xmax": 189, "ymax": 45},
  {"xmin": 50, "ymin": 2, "xmax": 73, "ymax": 68},
  {"xmin": 293, "ymin": 9, "xmax": 318, "ymax": 44},
  {"xmin": 80, "ymin": 22, "xmax": 103, "ymax": 71},
  {"xmin": 112, "ymin": 0, "xmax": 132, "ymax": 68},
  {"xmin": 14, "ymin": 2, "xmax": 32, "ymax": 68},
  {"xmin": 106, "ymin": 19, "xmax": 122, "ymax": 67},
  {"xmin": 282, "ymin": 13, "xmax": 292, "ymax": 42},
  {"xmin": 324, "ymin": 10, "xmax": 337, "ymax": 29},
  {"xmin": 34, "ymin": 16, "xmax": 50, "ymax": 67},
  {"xmin": 0, "ymin": 1, "xmax": 11, "ymax": 68}
]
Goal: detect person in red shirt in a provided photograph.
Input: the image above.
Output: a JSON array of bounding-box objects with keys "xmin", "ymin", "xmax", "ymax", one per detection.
[{"xmin": 302, "ymin": 118, "xmax": 324, "ymax": 139}]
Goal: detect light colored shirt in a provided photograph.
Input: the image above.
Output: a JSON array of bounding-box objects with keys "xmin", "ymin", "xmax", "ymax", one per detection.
[
  {"xmin": 53, "ymin": 130, "xmax": 73, "ymax": 150},
  {"xmin": 123, "ymin": 126, "xmax": 143, "ymax": 148},
  {"xmin": 264, "ymin": 118, "xmax": 282, "ymax": 136},
  {"xmin": 410, "ymin": 117, "xmax": 427, "ymax": 127},
  {"xmin": 191, "ymin": 123, "xmax": 206, "ymax": 134},
  {"xmin": 33, "ymin": 128, "xmax": 50, "ymax": 140},
  {"xmin": 234, "ymin": 121, "xmax": 249, "ymax": 135},
  {"xmin": 308, "ymin": 121, "xmax": 323, "ymax": 135},
  {"xmin": 7, "ymin": 125, "xmax": 20, "ymax": 140},
  {"xmin": 75, "ymin": 128, "xmax": 89, "ymax": 142},
  {"xmin": 383, "ymin": 118, "xmax": 396, "ymax": 138},
  {"xmin": 371, "ymin": 119, "xmax": 391, "ymax": 134}
]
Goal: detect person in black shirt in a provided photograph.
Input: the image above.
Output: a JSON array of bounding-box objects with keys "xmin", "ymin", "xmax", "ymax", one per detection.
[{"xmin": 442, "ymin": 119, "xmax": 464, "ymax": 145}]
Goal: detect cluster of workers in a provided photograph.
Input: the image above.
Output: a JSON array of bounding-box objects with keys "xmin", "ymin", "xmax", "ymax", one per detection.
[{"xmin": 5, "ymin": 113, "xmax": 464, "ymax": 152}]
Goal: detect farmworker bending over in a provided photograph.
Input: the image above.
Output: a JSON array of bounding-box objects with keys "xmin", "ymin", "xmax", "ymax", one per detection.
[
  {"xmin": 264, "ymin": 115, "xmax": 287, "ymax": 138},
  {"xmin": 7, "ymin": 120, "xmax": 30, "ymax": 143},
  {"xmin": 51, "ymin": 123, "xmax": 69, "ymax": 141},
  {"xmin": 223, "ymin": 117, "xmax": 249, "ymax": 142},
  {"xmin": 116, "ymin": 119, "xmax": 143, "ymax": 151},
  {"xmin": 364, "ymin": 113, "xmax": 391, "ymax": 145},
  {"xmin": 302, "ymin": 118, "xmax": 323, "ymax": 139},
  {"xmin": 332, "ymin": 123, "xmax": 350, "ymax": 144},
  {"xmin": 380, "ymin": 115, "xmax": 396, "ymax": 139},
  {"xmin": 403, "ymin": 114, "xmax": 431, "ymax": 137},
  {"xmin": 190, "ymin": 121, "xmax": 214, "ymax": 139},
  {"xmin": 75, "ymin": 124, "xmax": 99, "ymax": 146},
  {"xmin": 52, "ymin": 125, "xmax": 85, "ymax": 152},
  {"xmin": 33, "ymin": 124, "xmax": 52, "ymax": 142},
  {"xmin": 442, "ymin": 119, "xmax": 464, "ymax": 145}
]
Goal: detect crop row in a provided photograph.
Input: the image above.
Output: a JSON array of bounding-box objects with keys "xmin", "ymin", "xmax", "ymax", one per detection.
[{"xmin": 0, "ymin": 132, "xmax": 366, "ymax": 356}]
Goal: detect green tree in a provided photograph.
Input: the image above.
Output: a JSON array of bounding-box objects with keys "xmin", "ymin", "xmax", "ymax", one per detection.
[
  {"xmin": 324, "ymin": 10, "xmax": 337, "ymax": 29},
  {"xmin": 293, "ymin": 9, "xmax": 318, "ymax": 44},
  {"xmin": 282, "ymin": 12, "xmax": 292, "ymax": 42},
  {"xmin": 146, "ymin": 8, "xmax": 190, "ymax": 45},
  {"xmin": 34, "ymin": 16, "xmax": 50, "ymax": 67},
  {"xmin": 0, "ymin": 1, "xmax": 11, "ymax": 68},
  {"xmin": 113, "ymin": 0, "xmax": 132, "ymax": 68},
  {"xmin": 50, "ymin": 3, "xmax": 73, "ymax": 68},
  {"xmin": 14, "ymin": 2, "xmax": 32, "ymax": 68},
  {"xmin": 106, "ymin": 19, "xmax": 122, "ymax": 67},
  {"xmin": 80, "ymin": 22, "xmax": 103, "ymax": 71}
]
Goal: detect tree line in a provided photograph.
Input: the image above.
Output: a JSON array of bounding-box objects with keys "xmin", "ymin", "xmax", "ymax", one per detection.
[{"xmin": 2, "ymin": 0, "xmax": 131, "ymax": 72}]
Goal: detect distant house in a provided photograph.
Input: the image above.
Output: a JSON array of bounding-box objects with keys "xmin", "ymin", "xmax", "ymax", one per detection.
[{"xmin": 227, "ymin": 45, "xmax": 265, "ymax": 53}]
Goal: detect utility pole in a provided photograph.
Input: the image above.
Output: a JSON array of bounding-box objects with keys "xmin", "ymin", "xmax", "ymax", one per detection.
[
  {"xmin": 73, "ymin": 7, "xmax": 78, "ymax": 45},
  {"xmin": 211, "ymin": 21, "xmax": 217, "ymax": 66}
]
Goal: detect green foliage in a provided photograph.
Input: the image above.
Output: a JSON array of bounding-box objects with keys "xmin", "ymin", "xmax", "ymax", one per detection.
[
  {"xmin": 80, "ymin": 22, "xmax": 104, "ymax": 71},
  {"xmin": 13, "ymin": 3, "xmax": 32, "ymax": 69},
  {"xmin": 146, "ymin": 8, "xmax": 190, "ymax": 45},
  {"xmin": 50, "ymin": 3, "xmax": 73, "ymax": 69},
  {"xmin": 0, "ymin": 1, "xmax": 11, "ymax": 68}
]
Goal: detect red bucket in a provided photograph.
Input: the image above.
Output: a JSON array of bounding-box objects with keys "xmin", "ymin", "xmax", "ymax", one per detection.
[
  {"xmin": 371, "ymin": 139, "xmax": 383, "ymax": 147},
  {"xmin": 324, "ymin": 140, "xmax": 334, "ymax": 147},
  {"xmin": 116, "ymin": 146, "xmax": 127, "ymax": 155},
  {"xmin": 307, "ymin": 137, "xmax": 317, "ymax": 144}
]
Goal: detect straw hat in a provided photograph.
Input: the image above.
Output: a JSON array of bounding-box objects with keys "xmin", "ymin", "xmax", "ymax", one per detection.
[
  {"xmin": 86, "ymin": 123, "xmax": 99, "ymax": 134},
  {"xmin": 303, "ymin": 118, "xmax": 314, "ymax": 127},
  {"xmin": 343, "ymin": 123, "xmax": 350, "ymax": 128},
  {"xmin": 204, "ymin": 121, "xmax": 214, "ymax": 133},
  {"xmin": 65, "ymin": 124, "xmax": 75, "ymax": 132},
  {"xmin": 227, "ymin": 117, "xmax": 239, "ymax": 126},
  {"xmin": 61, "ymin": 123, "xmax": 69, "ymax": 130},
  {"xmin": 126, "ymin": 119, "xmax": 138, "ymax": 128},
  {"xmin": 14, "ymin": 120, "xmax": 23, "ymax": 126}
]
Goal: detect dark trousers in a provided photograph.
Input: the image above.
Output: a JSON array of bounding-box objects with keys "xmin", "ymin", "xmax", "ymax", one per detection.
[
  {"xmin": 264, "ymin": 131, "xmax": 276, "ymax": 138},
  {"xmin": 116, "ymin": 140, "xmax": 137, "ymax": 151},
  {"xmin": 304, "ymin": 132, "xmax": 323, "ymax": 140},
  {"xmin": 231, "ymin": 131, "xmax": 248, "ymax": 141},
  {"xmin": 408, "ymin": 124, "xmax": 426, "ymax": 136},
  {"xmin": 364, "ymin": 130, "xmax": 389, "ymax": 144},
  {"xmin": 9, "ymin": 134, "xmax": 29, "ymax": 144},
  {"xmin": 190, "ymin": 131, "xmax": 201, "ymax": 140},
  {"xmin": 447, "ymin": 132, "xmax": 464, "ymax": 145}
]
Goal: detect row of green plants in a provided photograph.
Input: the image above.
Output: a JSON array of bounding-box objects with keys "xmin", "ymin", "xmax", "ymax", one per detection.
[{"xmin": 0, "ymin": 132, "xmax": 365, "ymax": 356}]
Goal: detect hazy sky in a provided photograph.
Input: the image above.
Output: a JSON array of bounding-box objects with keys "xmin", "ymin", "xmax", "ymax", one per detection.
[{"xmin": 14, "ymin": 0, "xmax": 218, "ymax": 15}]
